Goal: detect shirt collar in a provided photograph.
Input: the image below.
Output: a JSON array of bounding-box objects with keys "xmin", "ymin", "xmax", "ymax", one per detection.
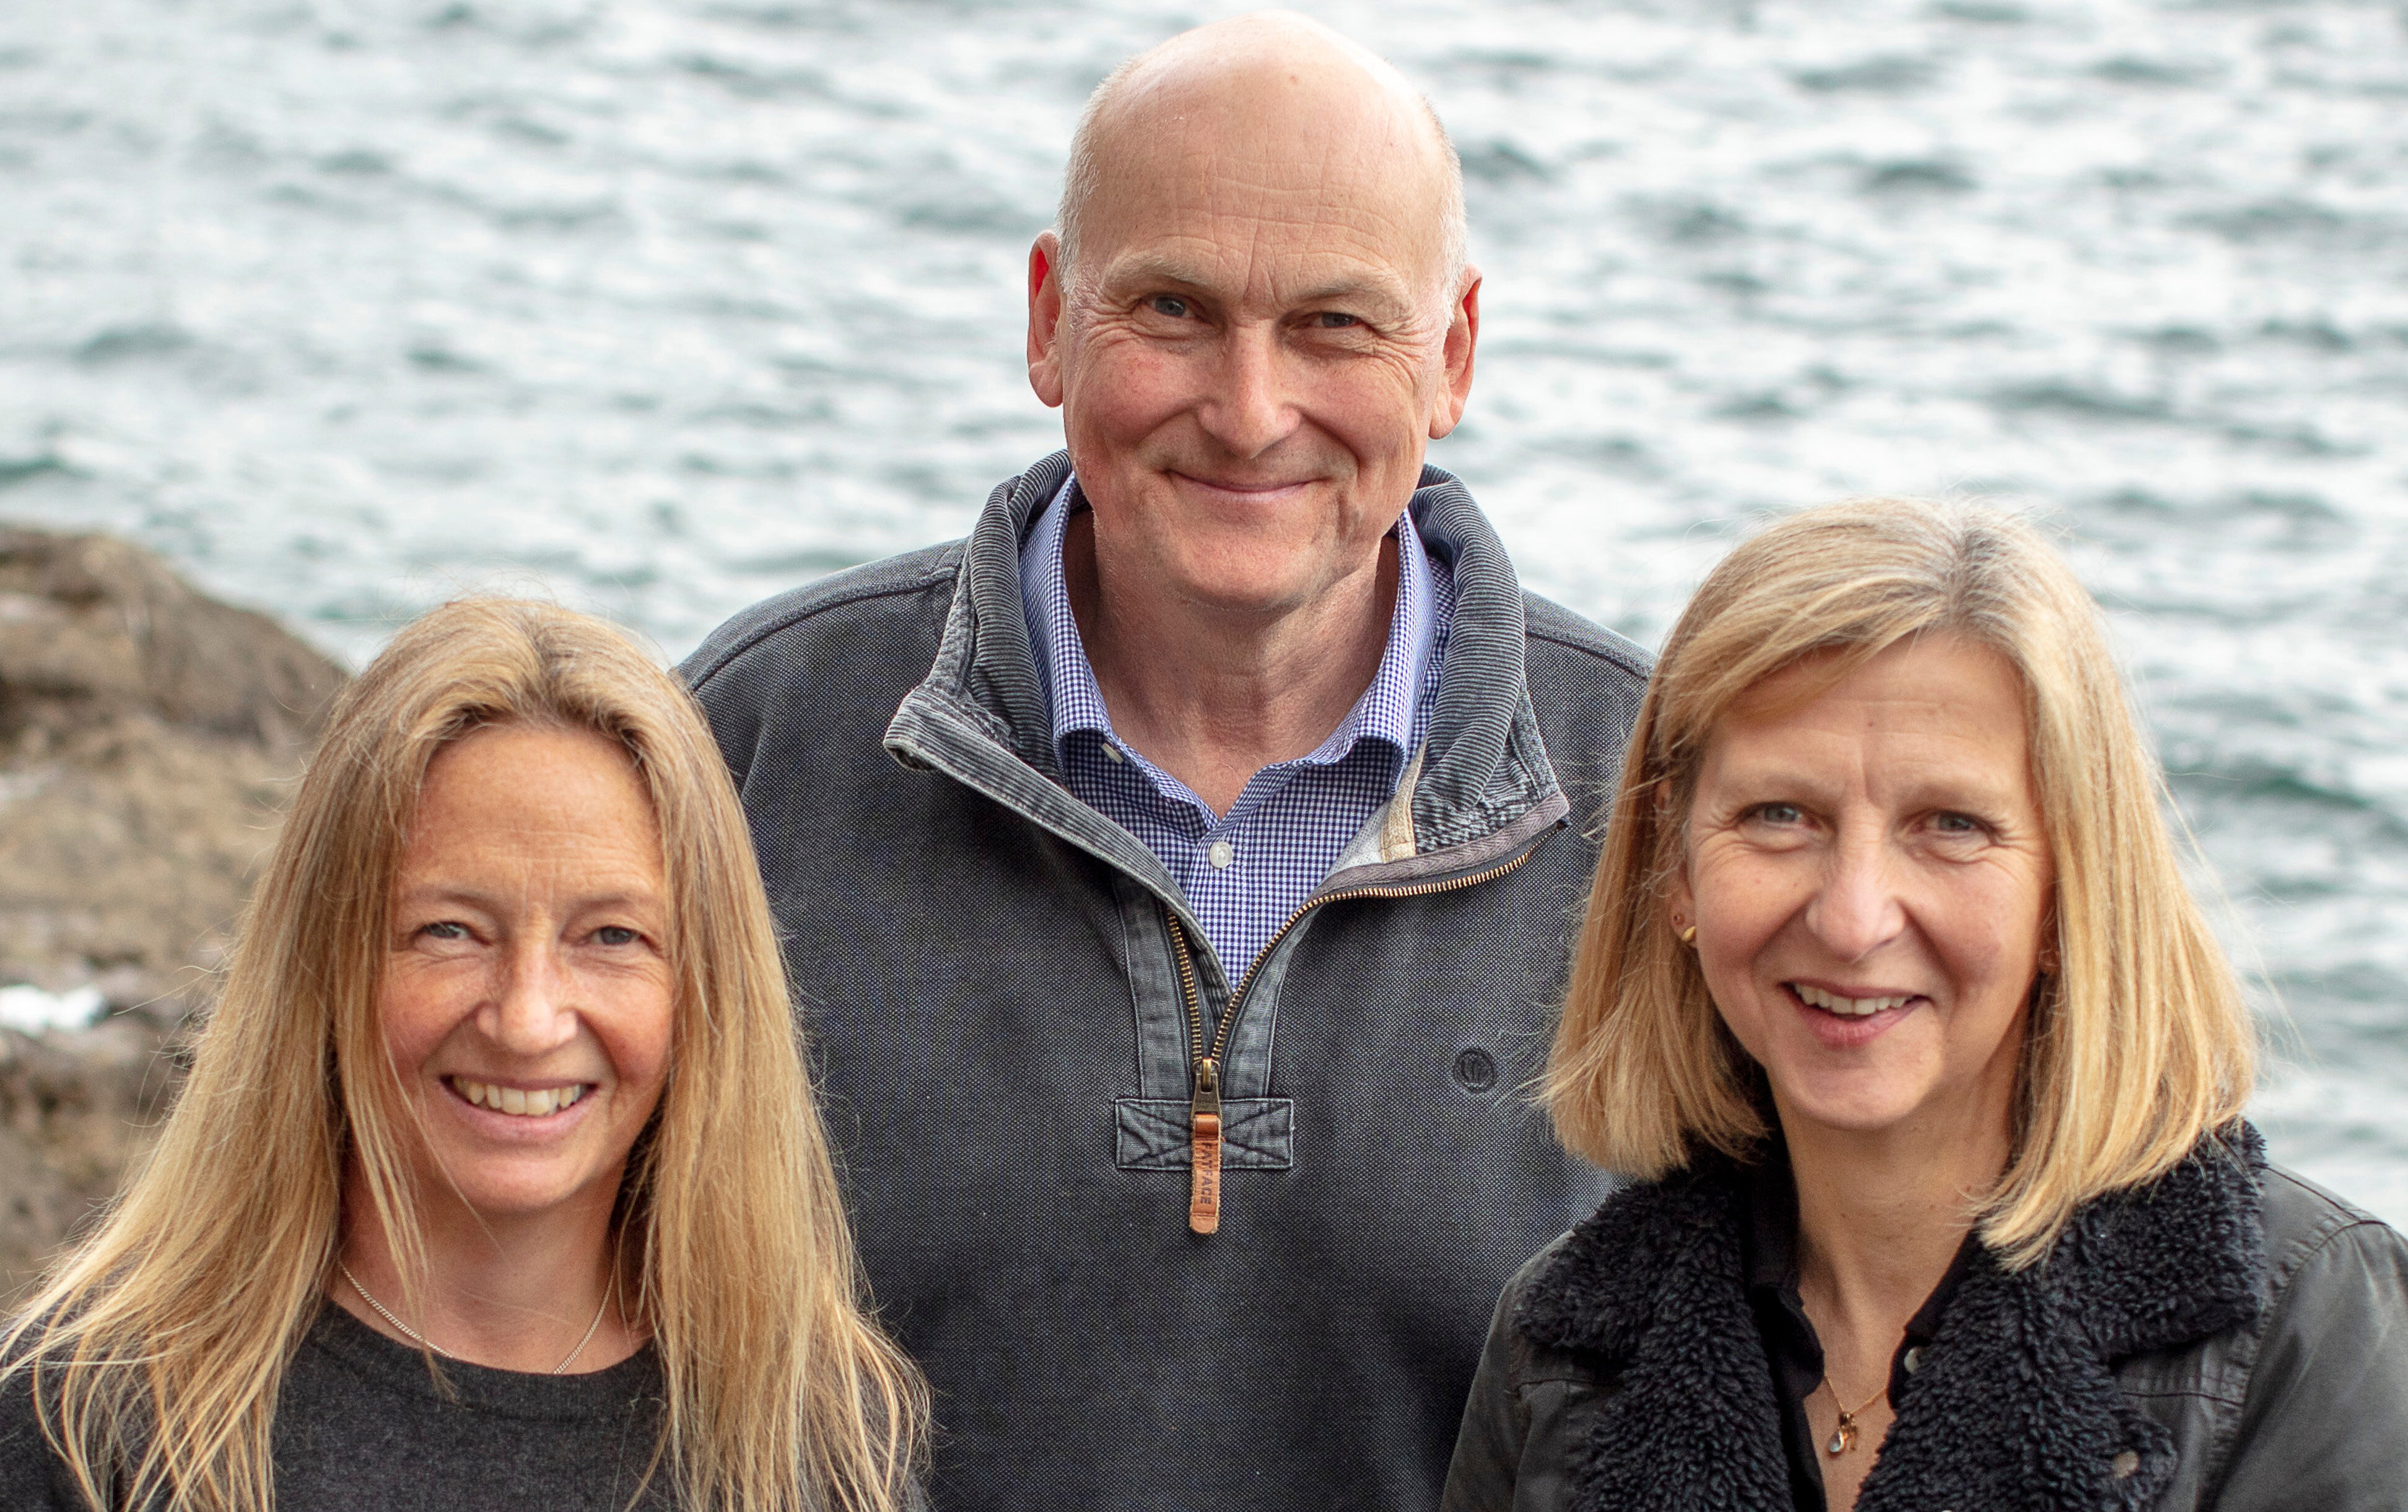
[{"xmin": 1018, "ymin": 473, "xmax": 1439, "ymax": 775}]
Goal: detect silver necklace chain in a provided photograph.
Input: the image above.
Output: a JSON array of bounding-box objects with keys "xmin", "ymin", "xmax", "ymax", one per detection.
[{"xmin": 338, "ymin": 1260, "xmax": 613, "ymax": 1375}]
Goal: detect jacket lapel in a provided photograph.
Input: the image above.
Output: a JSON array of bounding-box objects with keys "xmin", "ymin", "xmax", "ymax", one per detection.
[
  {"xmin": 1518, "ymin": 1130, "xmax": 2267, "ymax": 1512},
  {"xmin": 1862, "ymin": 1129, "xmax": 2265, "ymax": 1512},
  {"xmin": 1517, "ymin": 1164, "xmax": 1795, "ymax": 1511}
]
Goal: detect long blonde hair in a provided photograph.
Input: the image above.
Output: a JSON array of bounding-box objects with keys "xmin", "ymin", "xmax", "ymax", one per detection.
[
  {"xmin": 3, "ymin": 598, "xmax": 925, "ymax": 1510},
  {"xmin": 1545, "ymin": 498, "xmax": 2256, "ymax": 1267}
]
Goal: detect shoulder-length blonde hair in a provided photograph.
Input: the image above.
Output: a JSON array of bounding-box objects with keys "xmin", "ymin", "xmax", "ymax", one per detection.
[
  {"xmin": 4, "ymin": 598, "xmax": 924, "ymax": 1510},
  {"xmin": 1545, "ymin": 497, "xmax": 2256, "ymax": 1267}
]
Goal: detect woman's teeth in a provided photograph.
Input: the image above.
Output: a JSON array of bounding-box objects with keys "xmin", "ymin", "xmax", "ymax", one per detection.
[
  {"xmin": 451, "ymin": 1078, "xmax": 587, "ymax": 1117},
  {"xmin": 1794, "ymin": 984, "xmax": 1912, "ymax": 1017}
]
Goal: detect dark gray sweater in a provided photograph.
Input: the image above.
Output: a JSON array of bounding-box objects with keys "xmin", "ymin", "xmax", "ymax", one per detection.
[{"xmin": 0, "ymin": 1305, "xmax": 671, "ymax": 1510}]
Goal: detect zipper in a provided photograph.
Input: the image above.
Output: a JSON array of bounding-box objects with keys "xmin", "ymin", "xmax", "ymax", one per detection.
[
  {"xmin": 1163, "ymin": 912, "xmax": 1221, "ymax": 1234},
  {"xmin": 1167, "ymin": 836, "xmax": 1552, "ymax": 1234}
]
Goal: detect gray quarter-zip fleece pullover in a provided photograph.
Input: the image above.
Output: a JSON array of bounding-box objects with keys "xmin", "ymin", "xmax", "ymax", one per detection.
[{"xmin": 681, "ymin": 452, "xmax": 1648, "ymax": 1512}]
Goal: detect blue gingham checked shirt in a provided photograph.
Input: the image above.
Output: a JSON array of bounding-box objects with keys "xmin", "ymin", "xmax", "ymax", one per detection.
[{"xmin": 1019, "ymin": 476, "xmax": 1455, "ymax": 978}]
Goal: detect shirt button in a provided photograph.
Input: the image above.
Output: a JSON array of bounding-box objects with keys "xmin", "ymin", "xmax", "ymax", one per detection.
[
  {"xmin": 1208, "ymin": 840, "xmax": 1234, "ymax": 869},
  {"xmin": 1102, "ymin": 743, "xmax": 1125, "ymax": 764},
  {"xmin": 1901, "ymin": 1345, "xmax": 1926, "ymax": 1374},
  {"xmin": 2111, "ymin": 1450, "xmax": 2140, "ymax": 1480}
]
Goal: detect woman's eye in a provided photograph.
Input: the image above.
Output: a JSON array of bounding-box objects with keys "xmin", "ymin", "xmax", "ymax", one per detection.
[
  {"xmin": 421, "ymin": 921, "xmax": 469, "ymax": 941},
  {"xmin": 1932, "ymin": 811, "xmax": 1986, "ymax": 836},
  {"xmin": 593, "ymin": 926, "xmax": 640, "ymax": 947},
  {"xmin": 1148, "ymin": 295, "xmax": 1190, "ymax": 318},
  {"xmin": 1751, "ymin": 802, "xmax": 1804, "ymax": 826}
]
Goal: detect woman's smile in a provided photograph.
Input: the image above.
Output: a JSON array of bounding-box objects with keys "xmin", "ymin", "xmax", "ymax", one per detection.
[
  {"xmin": 1783, "ymin": 981, "xmax": 1924, "ymax": 1049},
  {"xmin": 442, "ymin": 1075, "xmax": 596, "ymax": 1120}
]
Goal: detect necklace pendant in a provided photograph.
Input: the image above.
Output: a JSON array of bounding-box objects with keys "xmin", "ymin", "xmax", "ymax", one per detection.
[{"xmin": 1826, "ymin": 1419, "xmax": 1856, "ymax": 1456}]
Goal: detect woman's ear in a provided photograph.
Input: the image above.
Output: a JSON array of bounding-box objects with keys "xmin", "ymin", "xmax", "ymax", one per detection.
[
  {"xmin": 1666, "ymin": 869, "xmax": 1695, "ymax": 942},
  {"xmin": 1657, "ymin": 785, "xmax": 1695, "ymax": 941},
  {"xmin": 2035, "ymin": 896, "xmax": 2061, "ymax": 978}
]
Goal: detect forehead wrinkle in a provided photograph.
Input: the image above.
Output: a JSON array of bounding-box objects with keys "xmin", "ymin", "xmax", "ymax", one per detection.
[
  {"xmin": 396, "ymin": 875, "xmax": 661, "ymax": 911},
  {"xmin": 1096, "ymin": 227, "xmax": 1423, "ymax": 303},
  {"xmin": 1102, "ymin": 126, "xmax": 1436, "ymax": 228}
]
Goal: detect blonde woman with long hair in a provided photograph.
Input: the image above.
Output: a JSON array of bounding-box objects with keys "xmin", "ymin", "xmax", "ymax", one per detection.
[
  {"xmin": 1443, "ymin": 499, "xmax": 2408, "ymax": 1512},
  {"xmin": 1, "ymin": 599, "xmax": 924, "ymax": 1511}
]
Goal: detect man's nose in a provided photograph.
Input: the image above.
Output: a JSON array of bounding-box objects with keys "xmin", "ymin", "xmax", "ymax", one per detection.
[
  {"xmin": 1196, "ymin": 324, "xmax": 1297, "ymax": 458},
  {"xmin": 1804, "ymin": 830, "xmax": 1908, "ymax": 963},
  {"xmin": 484, "ymin": 938, "xmax": 580, "ymax": 1056}
]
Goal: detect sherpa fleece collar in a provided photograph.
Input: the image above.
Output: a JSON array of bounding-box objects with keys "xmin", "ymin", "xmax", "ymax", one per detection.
[{"xmin": 1516, "ymin": 1126, "xmax": 2268, "ymax": 1512}]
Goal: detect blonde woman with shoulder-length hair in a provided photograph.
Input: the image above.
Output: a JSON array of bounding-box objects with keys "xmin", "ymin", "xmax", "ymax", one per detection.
[
  {"xmin": 0, "ymin": 599, "xmax": 925, "ymax": 1511},
  {"xmin": 1443, "ymin": 498, "xmax": 2408, "ymax": 1512}
]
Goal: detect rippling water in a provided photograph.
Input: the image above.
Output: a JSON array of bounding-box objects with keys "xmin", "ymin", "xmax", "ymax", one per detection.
[{"xmin": 4, "ymin": 0, "xmax": 2406, "ymax": 1220}]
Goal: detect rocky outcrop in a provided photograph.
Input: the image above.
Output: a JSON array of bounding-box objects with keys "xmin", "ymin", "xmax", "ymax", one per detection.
[
  {"xmin": 0, "ymin": 1019, "xmax": 181, "ymax": 1296},
  {"xmin": 0, "ymin": 524, "xmax": 346, "ymax": 1294}
]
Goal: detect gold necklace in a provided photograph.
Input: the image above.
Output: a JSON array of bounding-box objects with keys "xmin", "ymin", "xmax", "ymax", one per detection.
[
  {"xmin": 338, "ymin": 1261, "xmax": 614, "ymax": 1375},
  {"xmin": 1820, "ymin": 1375, "xmax": 1887, "ymax": 1456}
]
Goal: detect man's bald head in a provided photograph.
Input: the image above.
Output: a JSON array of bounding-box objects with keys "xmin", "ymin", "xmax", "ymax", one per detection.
[{"xmin": 1055, "ymin": 12, "xmax": 1468, "ymax": 306}]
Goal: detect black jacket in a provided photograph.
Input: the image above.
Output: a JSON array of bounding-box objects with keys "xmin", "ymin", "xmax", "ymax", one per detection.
[
  {"xmin": 1443, "ymin": 1126, "xmax": 2408, "ymax": 1511},
  {"xmin": 684, "ymin": 453, "xmax": 1648, "ymax": 1511}
]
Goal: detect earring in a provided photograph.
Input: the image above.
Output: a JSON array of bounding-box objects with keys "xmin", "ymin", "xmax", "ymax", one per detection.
[{"xmin": 1677, "ymin": 922, "xmax": 1698, "ymax": 947}]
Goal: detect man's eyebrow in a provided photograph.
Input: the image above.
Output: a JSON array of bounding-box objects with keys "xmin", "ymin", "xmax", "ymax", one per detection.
[
  {"xmin": 1096, "ymin": 252, "xmax": 1216, "ymax": 290},
  {"xmin": 1289, "ymin": 276, "xmax": 1416, "ymax": 308},
  {"xmin": 1096, "ymin": 254, "xmax": 1417, "ymax": 310}
]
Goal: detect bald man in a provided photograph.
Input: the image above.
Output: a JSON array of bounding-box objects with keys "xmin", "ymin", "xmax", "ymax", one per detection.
[{"xmin": 685, "ymin": 15, "xmax": 1645, "ymax": 1509}]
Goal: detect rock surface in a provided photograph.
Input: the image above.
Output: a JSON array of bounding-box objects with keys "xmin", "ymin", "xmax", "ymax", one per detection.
[
  {"xmin": 0, "ymin": 1020, "xmax": 182, "ymax": 1297},
  {"xmin": 0, "ymin": 524, "xmax": 346, "ymax": 1295}
]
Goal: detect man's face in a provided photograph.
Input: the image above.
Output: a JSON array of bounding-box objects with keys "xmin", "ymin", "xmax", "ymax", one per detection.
[{"xmin": 1027, "ymin": 92, "xmax": 1478, "ymax": 622}]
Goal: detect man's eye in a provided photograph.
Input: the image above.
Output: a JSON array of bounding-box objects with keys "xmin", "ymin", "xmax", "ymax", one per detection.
[
  {"xmin": 1751, "ymin": 802, "xmax": 1804, "ymax": 826},
  {"xmin": 1314, "ymin": 311, "xmax": 1361, "ymax": 328},
  {"xmin": 1148, "ymin": 295, "xmax": 1190, "ymax": 318},
  {"xmin": 594, "ymin": 926, "xmax": 640, "ymax": 947}
]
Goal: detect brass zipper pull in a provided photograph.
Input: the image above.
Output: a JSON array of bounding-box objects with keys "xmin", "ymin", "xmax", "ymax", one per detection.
[{"xmin": 1189, "ymin": 1056, "xmax": 1223, "ymax": 1236}]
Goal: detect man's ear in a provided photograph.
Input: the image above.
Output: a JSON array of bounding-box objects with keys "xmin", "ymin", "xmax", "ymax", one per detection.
[
  {"xmin": 1027, "ymin": 232, "xmax": 1067, "ymax": 409},
  {"xmin": 1426, "ymin": 267, "xmax": 1480, "ymax": 440}
]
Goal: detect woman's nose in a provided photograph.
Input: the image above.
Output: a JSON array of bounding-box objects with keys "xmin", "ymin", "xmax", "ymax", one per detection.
[
  {"xmin": 1805, "ymin": 832, "xmax": 1908, "ymax": 962},
  {"xmin": 486, "ymin": 940, "xmax": 580, "ymax": 1054}
]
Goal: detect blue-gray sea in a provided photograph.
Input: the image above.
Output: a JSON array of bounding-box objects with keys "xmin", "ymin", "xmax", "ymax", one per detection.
[{"xmin": 3, "ymin": 0, "xmax": 2405, "ymax": 1221}]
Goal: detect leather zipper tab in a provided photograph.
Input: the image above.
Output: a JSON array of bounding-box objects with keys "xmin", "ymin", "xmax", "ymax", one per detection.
[{"xmin": 1189, "ymin": 1056, "xmax": 1223, "ymax": 1235}]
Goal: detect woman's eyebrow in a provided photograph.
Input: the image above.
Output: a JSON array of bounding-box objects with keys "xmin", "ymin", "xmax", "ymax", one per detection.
[{"xmin": 390, "ymin": 883, "xmax": 665, "ymax": 911}]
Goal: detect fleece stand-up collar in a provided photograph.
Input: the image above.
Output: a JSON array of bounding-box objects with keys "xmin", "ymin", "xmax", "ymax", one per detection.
[
  {"xmin": 881, "ymin": 452, "xmax": 1569, "ymax": 916},
  {"xmin": 1517, "ymin": 1127, "xmax": 2269, "ymax": 1512}
]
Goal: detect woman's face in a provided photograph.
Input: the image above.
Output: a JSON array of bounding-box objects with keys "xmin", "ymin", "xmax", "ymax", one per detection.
[
  {"xmin": 1670, "ymin": 635, "xmax": 2054, "ymax": 1145},
  {"xmin": 377, "ymin": 723, "xmax": 674, "ymax": 1227}
]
